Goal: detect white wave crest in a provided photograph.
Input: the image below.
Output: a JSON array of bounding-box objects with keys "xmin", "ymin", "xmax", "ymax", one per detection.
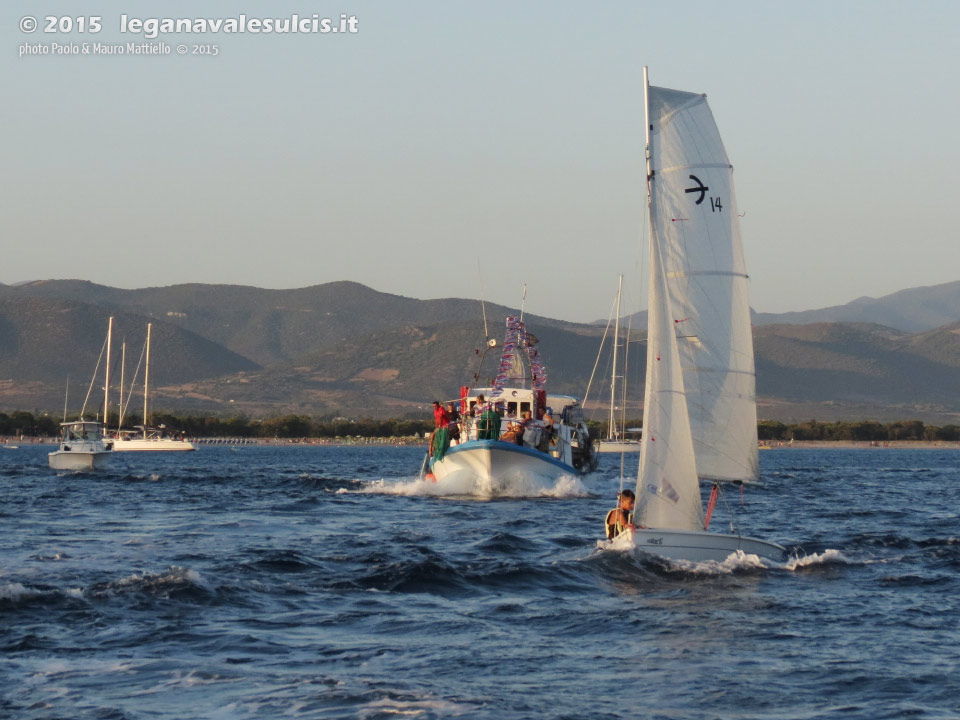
[
  {"xmin": 358, "ymin": 696, "xmax": 478, "ymax": 718},
  {"xmin": 0, "ymin": 581, "xmax": 33, "ymax": 601},
  {"xmin": 360, "ymin": 469, "xmax": 589, "ymax": 499},
  {"xmin": 101, "ymin": 566, "xmax": 207, "ymax": 595},
  {"xmin": 784, "ymin": 548, "xmax": 848, "ymax": 570}
]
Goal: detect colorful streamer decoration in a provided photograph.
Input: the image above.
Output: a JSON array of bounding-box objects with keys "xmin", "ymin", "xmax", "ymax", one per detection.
[{"xmin": 489, "ymin": 316, "xmax": 548, "ymax": 398}]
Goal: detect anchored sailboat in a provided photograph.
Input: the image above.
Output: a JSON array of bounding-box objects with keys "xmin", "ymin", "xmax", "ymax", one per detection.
[
  {"xmin": 111, "ymin": 323, "xmax": 196, "ymax": 452},
  {"xmin": 614, "ymin": 69, "xmax": 784, "ymax": 563},
  {"xmin": 594, "ymin": 275, "xmax": 641, "ymax": 454}
]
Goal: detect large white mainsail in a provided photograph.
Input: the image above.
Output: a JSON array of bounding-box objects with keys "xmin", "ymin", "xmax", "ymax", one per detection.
[
  {"xmin": 621, "ymin": 70, "xmax": 784, "ymax": 563},
  {"xmin": 646, "ymin": 83, "xmax": 758, "ymax": 484}
]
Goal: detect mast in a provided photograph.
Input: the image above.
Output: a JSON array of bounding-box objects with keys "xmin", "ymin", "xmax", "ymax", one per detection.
[
  {"xmin": 608, "ymin": 274, "xmax": 623, "ymax": 441},
  {"xmin": 644, "ymin": 66, "xmax": 652, "ymax": 205},
  {"xmin": 118, "ymin": 340, "xmax": 126, "ymax": 427},
  {"xmin": 104, "ymin": 316, "xmax": 113, "ymax": 428},
  {"xmin": 143, "ymin": 323, "xmax": 152, "ymax": 437}
]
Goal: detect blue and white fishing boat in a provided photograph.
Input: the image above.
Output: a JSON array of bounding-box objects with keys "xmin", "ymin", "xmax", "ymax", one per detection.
[{"xmin": 427, "ymin": 316, "xmax": 597, "ymax": 484}]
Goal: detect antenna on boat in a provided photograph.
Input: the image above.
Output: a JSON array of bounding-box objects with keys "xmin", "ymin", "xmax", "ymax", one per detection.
[
  {"xmin": 62, "ymin": 376, "xmax": 69, "ymax": 422},
  {"xmin": 519, "ymin": 283, "xmax": 527, "ymax": 322},
  {"xmin": 477, "ymin": 258, "xmax": 489, "ymax": 340}
]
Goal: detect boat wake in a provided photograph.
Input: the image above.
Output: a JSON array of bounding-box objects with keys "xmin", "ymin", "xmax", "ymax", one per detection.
[
  {"xmin": 359, "ymin": 469, "xmax": 590, "ymax": 499},
  {"xmin": 597, "ymin": 539, "xmax": 851, "ymax": 576},
  {"xmin": 782, "ymin": 548, "xmax": 849, "ymax": 571}
]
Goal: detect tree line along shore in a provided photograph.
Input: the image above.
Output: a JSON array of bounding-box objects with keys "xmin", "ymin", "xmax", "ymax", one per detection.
[{"xmin": 2, "ymin": 410, "xmax": 960, "ymax": 444}]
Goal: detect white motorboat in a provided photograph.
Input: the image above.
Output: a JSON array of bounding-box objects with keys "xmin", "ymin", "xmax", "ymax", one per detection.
[
  {"xmin": 49, "ymin": 319, "xmax": 117, "ymax": 471},
  {"xmin": 48, "ymin": 420, "xmax": 113, "ymax": 470},
  {"xmin": 608, "ymin": 69, "xmax": 785, "ymax": 563}
]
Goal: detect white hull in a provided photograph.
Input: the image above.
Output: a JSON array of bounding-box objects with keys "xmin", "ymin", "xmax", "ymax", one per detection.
[
  {"xmin": 431, "ymin": 440, "xmax": 580, "ymax": 483},
  {"xmin": 596, "ymin": 440, "xmax": 641, "ymax": 454},
  {"xmin": 622, "ymin": 527, "xmax": 786, "ymax": 563},
  {"xmin": 111, "ymin": 437, "xmax": 196, "ymax": 452},
  {"xmin": 49, "ymin": 449, "xmax": 113, "ymax": 470}
]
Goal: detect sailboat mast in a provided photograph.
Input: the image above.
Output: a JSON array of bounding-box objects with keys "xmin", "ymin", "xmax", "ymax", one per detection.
[
  {"xmin": 104, "ymin": 317, "xmax": 113, "ymax": 428},
  {"xmin": 118, "ymin": 340, "xmax": 126, "ymax": 427},
  {"xmin": 608, "ymin": 274, "xmax": 622, "ymax": 441},
  {"xmin": 143, "ymin": 323, "xmax": 152, "ymax": 437}
]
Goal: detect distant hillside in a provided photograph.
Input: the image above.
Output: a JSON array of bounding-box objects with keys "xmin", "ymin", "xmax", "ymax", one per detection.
[
  {"xmin": 751, "ymin": 280, "xmax": 960, "ymax": 332},
  {"xmin": 754, "ymin": 322, "xmax": 960, "ymax": 412},
  {"xmin": 605, "ymin": 279, "xmax": 960, "ymax": 333},
  {"xmin": 0, "ymin": 296, "xmax": 259, "ymax": 411},
  {"xmin": 154, "ymin": 319, "xmax": 611, "ymax": 418},
  {"xmin": 4, "ymin": 279, "xmax": 960, "ymax": 422},
  {"xmin": 6, "ymin": 280, "xmax": 592, "ymax": 366}
]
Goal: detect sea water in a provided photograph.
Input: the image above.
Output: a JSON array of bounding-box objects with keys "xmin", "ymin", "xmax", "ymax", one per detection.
[{"xmin": 1, "ymin": 445, "xmax": 958, "ymax": 719}]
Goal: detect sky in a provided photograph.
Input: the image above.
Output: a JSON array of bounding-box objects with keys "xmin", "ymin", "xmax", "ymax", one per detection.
[{"xmin": 3, "ymin": 1, "xmax": 959, "ymax": 323}]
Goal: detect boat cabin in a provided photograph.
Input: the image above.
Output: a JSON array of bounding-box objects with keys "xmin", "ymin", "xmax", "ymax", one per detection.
[{"xmin": 60, "ymin": 421, "xmax": 105, "ymax": 442}]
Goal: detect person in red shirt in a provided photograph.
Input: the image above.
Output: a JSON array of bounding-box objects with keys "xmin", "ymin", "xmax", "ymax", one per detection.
[{"xmin": 432, "ymin": 401, "xmax": 450, "ymax": 428}]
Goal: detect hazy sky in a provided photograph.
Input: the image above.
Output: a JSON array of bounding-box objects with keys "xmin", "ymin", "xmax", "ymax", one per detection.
[{"xmin": 4, "ymin": 1, "xmax": 959, "ymax": 322}]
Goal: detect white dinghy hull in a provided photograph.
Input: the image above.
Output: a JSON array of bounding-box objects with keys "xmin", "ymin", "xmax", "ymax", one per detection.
[{"xmin": 627, "ymin": 528, "xmax": 786, "ymax": 563}]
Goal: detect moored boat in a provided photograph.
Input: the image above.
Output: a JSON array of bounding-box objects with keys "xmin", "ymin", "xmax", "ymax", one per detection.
[{"xmin": 48, "ymin": 420, "xmax": 113, "ymax": 470}]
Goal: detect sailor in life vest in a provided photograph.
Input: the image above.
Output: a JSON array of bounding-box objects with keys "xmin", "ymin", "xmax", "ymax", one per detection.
[{"xmin": 605, "ymin": 489, "xmax": 636, "ymax": 540}]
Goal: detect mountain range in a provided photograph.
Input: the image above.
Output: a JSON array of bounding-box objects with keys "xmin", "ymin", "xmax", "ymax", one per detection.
[{"xmin": 2, "ymin": 279, "xmax": 960, "ymax": 423}]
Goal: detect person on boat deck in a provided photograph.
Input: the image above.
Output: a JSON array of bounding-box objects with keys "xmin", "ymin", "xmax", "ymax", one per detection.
[
  {"xmin": 536, "ymin": 407, "xmax": 555, "ymax": 452},
  {"xmin": 432, "ymin": 401, "xmax": 450, "ymax": 429},
  {"xmin": 476, "ymin": 397, "xmax": 502, "ymax": 440},
  {"xmin": 428, "ymin": 401, "xmax": 452, "ymax": 460},
  {"xmin": 446, "ymin": 402, "xmax": 461, "ymax": 444},
  {"xmin": 605, "ymin": 489, "xmax": 635, "ymax": 540},
  {"xmin": 501, "ymin": 418, "xmax": 524, "ymax": 445},
  {"xmin": 446, "ymin": 402, "xmax": 461, "ymax": 423}
]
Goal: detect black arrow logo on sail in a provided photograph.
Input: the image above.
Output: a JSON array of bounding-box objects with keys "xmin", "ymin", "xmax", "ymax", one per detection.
[{"xmin": 685, "ymin": 175, "xmax": 709, "ymax": 205}]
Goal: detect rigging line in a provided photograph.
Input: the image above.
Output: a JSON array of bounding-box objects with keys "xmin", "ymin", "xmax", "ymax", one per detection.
[
  {"xmin": 581, "ymin": 293, "xmax": 618, "ymax": 410},
  {"xmin": 121, "ymin": 338, "xmax": 148, "ymax": 425},
  {"xmin": 477, "ymin": 258, "xmax": 489, "ymax": 340},
  {"xmin": 714, "ymin": 481, "xmax": 743, "ymax": 538},
  {"xmin": 80, "ymin": 334, "xmax": 108, "ymax": 420}
]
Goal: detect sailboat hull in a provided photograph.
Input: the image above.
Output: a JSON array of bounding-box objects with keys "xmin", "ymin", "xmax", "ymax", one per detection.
[
  {"xmin": 111, "ymin": 437, "xmax": 196, "ymax": 452},
  {"xmin": 596, "ymin": 440, "xmax": 641, "ymax": 454},
  {"xmin": 627, "ymin": 528, "xmax": 786, "ymax": 563}
]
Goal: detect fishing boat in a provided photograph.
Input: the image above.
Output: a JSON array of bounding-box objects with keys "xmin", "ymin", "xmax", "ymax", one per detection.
[
  {"xmin": 591, "ymin": 275, "xmax": 642, "ymax": 454},
  {"xmin": 427, "ymin": 316, "xmax": 597, "ymax": 484},
  {"xmin": 611, "ymin": 69, "xmax": 785, "ymax": 563},
  {"xmin": 110, "ymin": 323, "xmax": 196, "ymax": 452},
  {"xmin": 48, "ymin": 420, "xmax": 114, "ymax": 470}
]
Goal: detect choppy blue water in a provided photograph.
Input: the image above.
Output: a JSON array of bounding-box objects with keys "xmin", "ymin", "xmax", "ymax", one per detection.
[{"xmin": 1, "ymin": 445, "xmax": 958, "ymax": 719}]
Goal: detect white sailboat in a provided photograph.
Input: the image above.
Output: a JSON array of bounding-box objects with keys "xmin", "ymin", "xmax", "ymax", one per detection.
[
  {"xmin": 111, "ymin": 323, "xmax": 196, "ymax": 452},
  {"xmin": 614, "ymin": 69, "xmax": 784, "ymax": 563},
  {"xmin": 595, "ymin": 274, "xmax": 641, "ymax": 454}
]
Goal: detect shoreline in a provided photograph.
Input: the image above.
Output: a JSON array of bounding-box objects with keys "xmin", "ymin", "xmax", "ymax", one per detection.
[
  {"xmin": 4, "ymin": 437, "xmax": 960, "ymax": 450},
  {"xmin": 761, "ymin": 440, "xmax": 960, "ymax": 449}
]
